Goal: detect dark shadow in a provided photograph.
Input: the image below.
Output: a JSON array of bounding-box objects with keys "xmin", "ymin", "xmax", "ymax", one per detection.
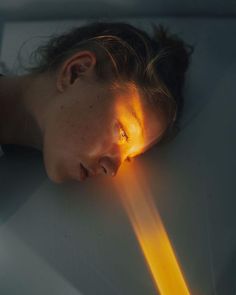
[
  {"xmin": 0, "ymin": 144, "xmax": 47, "ymax": 225},
  {"xmin": 1, "ymin": 0, "xmax": 236, "ymax": 21},
  {"xmin": 212, "ymin": 251, "xmax": 236, "ymax": 295}
]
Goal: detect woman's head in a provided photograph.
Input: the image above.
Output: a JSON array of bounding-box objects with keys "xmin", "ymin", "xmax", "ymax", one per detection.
[{"xmin": 25, "ymin": 21, "xmax": 193, "ymax": 183}]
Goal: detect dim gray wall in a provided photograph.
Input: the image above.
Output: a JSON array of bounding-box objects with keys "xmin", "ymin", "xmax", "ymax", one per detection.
[{"xmin": 0, "ymin": 0, "xmax": 236, "ymax": 21}]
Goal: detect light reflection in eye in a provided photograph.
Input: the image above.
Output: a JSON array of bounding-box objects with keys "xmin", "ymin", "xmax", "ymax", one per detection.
[
  {"xmin": 119, "ymin": 127, "xmax": 129, "ymax": 144},
  {"xmin": 115, "ymin": 91, "xmax": 145, "ymax": 162},
  {"xmin": 117, "ymin": 118, "xmax": 144, "ymax": 160}
]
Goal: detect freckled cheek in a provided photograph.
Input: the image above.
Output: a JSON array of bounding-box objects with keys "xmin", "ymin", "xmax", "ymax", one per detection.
[
  {"xmin": 66, "ymin": 114, "xmax": 115, "ymax": 158},
  {"xmin": 86, "ymin": 144, "xmax": 104, "ymax": 158},
  {"xmin": 85, "ymin": 132, "xmax": 115, "ymax": 158}
]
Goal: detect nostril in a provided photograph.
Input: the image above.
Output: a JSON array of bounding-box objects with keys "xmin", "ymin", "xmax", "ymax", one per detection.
[
  {"xmin": 99, "ymin": 157, "xmax": 120, "ymax": 177},
  {"xmin": 102, "ymin": 166, "xmax": 107, "ymax": 174}
]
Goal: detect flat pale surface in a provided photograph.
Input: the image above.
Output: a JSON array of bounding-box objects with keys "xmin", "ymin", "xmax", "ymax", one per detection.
[{"xmin": 0, "ymin": 18, "xmax": 236, "ymax": 295}]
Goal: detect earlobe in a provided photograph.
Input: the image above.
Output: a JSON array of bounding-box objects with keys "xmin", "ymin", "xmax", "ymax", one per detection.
[{"xmin": 56, "ymin": 67, "xmax": 71, "ymax": 92}]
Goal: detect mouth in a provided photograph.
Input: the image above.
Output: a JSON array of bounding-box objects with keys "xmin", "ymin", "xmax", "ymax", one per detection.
[{"xmin": 79, "ymin": 163, "xmax": 89, "ymax": 181}]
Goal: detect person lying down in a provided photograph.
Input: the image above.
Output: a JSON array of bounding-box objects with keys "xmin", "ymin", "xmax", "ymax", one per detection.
[{"xmin": 0, "ymin": 21, "xmax": 193, "ymax": 183}]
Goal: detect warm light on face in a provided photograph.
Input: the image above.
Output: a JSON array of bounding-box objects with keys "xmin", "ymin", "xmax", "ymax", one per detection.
[
  {"xmin": 112, "ymin": 160, "xmax": 191, "ymax": 295},
  {"xmin": 114, "ymin": 85, "xmax": 146, "ymax": 160}
]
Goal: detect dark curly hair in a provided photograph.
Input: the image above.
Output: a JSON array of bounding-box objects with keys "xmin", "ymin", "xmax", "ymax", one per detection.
[{"xmin": 25, "ymin": 21, "xmax": 194, "ymax": 145}]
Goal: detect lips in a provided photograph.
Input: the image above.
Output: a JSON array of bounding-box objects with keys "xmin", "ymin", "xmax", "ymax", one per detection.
[{"xmin": 79, "ymin": 163, "xmax": 89, "ymax": 181}]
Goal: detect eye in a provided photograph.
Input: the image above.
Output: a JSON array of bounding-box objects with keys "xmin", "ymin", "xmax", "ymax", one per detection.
[{"xmin": 118, "ymin": 125, "xmax": 129, "ymax": 144}]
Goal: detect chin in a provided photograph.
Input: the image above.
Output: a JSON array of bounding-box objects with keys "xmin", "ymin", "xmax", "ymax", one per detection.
[
  {"xmin": 43, "ymin": 154, "xmax": 66, "ymax": 184},
  {"xmin": 46, "ymin": 165, "xmax": 65, "ymax": 184},
  {"xmin": 43, "ymin": 144, "xmax": 83, "ymax": 184},
  {"xmin": 51, "ymin": 173, "xmax": 66, "ymax": 184}
]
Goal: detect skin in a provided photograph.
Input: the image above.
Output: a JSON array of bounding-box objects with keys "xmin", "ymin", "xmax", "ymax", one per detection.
[{"xmin": 0, "ymin": 50, "xmax": 166, "ymax": 183}]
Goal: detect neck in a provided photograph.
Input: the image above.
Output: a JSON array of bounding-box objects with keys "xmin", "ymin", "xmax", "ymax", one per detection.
[{"xmin": 0, "ymin": 73, "xmax": 50, "ymax": 151}]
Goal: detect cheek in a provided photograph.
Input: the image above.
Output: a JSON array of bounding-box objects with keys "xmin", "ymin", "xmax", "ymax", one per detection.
[
  {"xmin": 83, "ymin": 128, "xmax": 114, "ymax": 158},
  {"xmin": 45, "ymin": 98, "xmax": 116, "ymax": 160},
  {"xmin": 77, "ymin": 113, "xmax": 116, "ymax": 157}
]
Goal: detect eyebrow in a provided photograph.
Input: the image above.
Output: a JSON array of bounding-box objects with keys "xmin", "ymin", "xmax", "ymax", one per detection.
[
  {"xmin": 130, "ymin": 110, "xmax": 143, "ymax": 137},
  {"xmin": 124, "ymin": 110, "xmax": 144, "ymax": 158}
]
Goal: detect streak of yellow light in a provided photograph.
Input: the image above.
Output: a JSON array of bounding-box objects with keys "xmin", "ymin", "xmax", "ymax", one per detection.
[
  {"xmin": 113, "ymin": 160, "xmax": 191, "ymax": 295},
  {"xmin": 114, "ymin": 85, "xmax": 146, "ymax": 158},
  {"xmin": 113, "ymin": 88, "xmax": 191, "ymax": 293}
]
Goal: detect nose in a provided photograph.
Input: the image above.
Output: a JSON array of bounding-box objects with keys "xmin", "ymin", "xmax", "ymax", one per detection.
[{"xmin": 98, "ymin": 156, "xmax": 121, "ymax": 177}]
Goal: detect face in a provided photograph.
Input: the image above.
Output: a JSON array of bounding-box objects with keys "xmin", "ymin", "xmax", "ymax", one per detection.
[{"xmin": 42, "ymin": 52, "xmax": 166, "ymax": 183}]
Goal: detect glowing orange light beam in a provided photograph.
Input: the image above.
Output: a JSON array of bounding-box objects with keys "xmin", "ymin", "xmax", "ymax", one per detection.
[{"xmin": 113, "ymin": 160, "xmax": 191, "ymax": 295}]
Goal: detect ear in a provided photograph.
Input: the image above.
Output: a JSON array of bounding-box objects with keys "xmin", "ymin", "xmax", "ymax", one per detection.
[{"xmin": 56, "ymin": 50, "xmax": 96, "ymax": 92}]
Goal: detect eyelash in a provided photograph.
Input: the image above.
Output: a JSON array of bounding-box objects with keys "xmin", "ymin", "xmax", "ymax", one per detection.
[
  {"xmin": 120, "ymin": 127, "xmax": 129, "ymax": 142},
  {"xmin": 118, "ymin": 123, "xmax": 129, "ymax": 143}
]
